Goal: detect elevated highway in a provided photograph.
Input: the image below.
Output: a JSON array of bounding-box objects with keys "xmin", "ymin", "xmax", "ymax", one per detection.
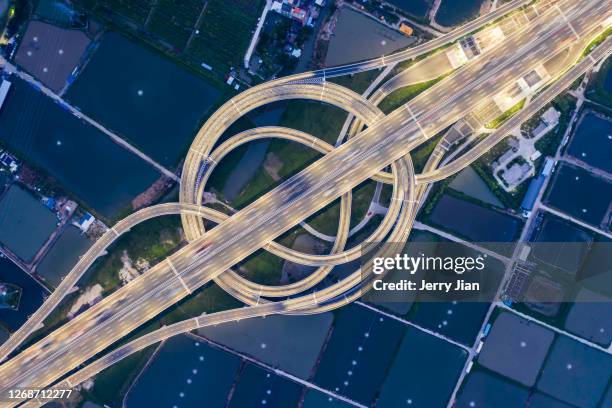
[
  {"xmin": 13, "ymin": 37, "xmax": 611, "ymax": 401},
  {"xmin": 0, "ymin": 0, "xmax": 610, "ymax": 404},
  {"xmin": 0, "ymin": 0, "xmax": 552, "ymax": 366}
]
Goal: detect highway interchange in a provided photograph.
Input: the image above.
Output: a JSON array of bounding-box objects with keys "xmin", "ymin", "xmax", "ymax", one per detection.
[
  {"xmin": 0, "ymin": 0, "xmax": 610, "ymax": 405},
  {"xmin": 0, "ymin": 0, "xmax": 546, "ymax": 366}
]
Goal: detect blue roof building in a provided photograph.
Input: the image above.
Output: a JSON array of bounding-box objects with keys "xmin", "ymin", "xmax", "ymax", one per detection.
[{"xmin": 521, "ymin": 174, "xmax": 545, "ymax": 212}]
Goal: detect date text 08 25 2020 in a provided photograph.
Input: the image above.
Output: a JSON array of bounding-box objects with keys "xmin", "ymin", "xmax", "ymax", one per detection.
[{"xmin": 4, "ymin": 388, "xmax": 73, "ymax": 401}]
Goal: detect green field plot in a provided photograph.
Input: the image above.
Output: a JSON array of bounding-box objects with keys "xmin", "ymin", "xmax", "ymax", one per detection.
[
  {"xmin": 187, "ymin": 0, "xmax": 265, "ymax": 72},
  {"xmin": 76, "ymin": 0, "xmax": 264, "ymax": 76},
  {"xmin": 146, "ymin": 0, "xmax": 207, "ymax": 50},
  {"xmin": 85, "ymin": 0, "xmax": 154, "ymax": 26}
]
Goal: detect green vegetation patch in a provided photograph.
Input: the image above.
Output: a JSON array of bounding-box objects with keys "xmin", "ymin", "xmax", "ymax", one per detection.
[
  {"xmin": 81, "ymin": 0, "xmax": 154, "ymax": 26},
  {"xmin": 331, "ymin": 70, "xmax": 379, "ymax": 95},
  {"xmin": 586, "ymin": 55, "xmax": 612, "ymax": 108},
  {"xmin": 75, "ymin": 0, "xmax": 264, "ymax": 76},
  {"xmin": 378, "ymin": 77, "xmax": 443, "ymax": 114},
  {"xmin": 305, "ymin": 179, "xmax": 378, "ymax": 236},
  {"xmin": 227, "ymin": 100, "xmax": 347, "ymax": 209},
  {"xmin": 147, "ymin": 0, "xmax": 207, "ymax": 49},
  {"xmin": 186, "ymin": 0, "xmax": 264, "ymax": 72},
  {"xmin": 582, "ymin": 27, "xmax": 612, "ymax": 58},
  {"xmin": 486, "ymin": 99, "xmax": 526, "ymax": 129},
  {"xmin": 410, "ymin": 131, "xmax": 444, "ymax": 173},
  {"xmin": 467, "ymin": 95, "xmax": 577, "ymax": 209},
  {"xmin": 92, "ymin": 216, "xmax": 183, "ymax": 291},
  {"xmin": 83, "ymin": 345, "xmax": 157, "ymax": 407}
]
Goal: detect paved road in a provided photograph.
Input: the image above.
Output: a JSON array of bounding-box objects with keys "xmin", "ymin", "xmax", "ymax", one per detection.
[
  {"xmin": 0, "ymin": 0, "xmax": 610, "ymax": 404},
  {"xmin": 310, "ymin": 0, "xmax": 537, "ymax": 79}
]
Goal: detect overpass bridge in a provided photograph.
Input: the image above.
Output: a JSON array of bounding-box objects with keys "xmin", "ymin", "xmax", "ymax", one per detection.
[{"xmin": 0, "ymin": 0, "xmax": 610, "ymax": 405}]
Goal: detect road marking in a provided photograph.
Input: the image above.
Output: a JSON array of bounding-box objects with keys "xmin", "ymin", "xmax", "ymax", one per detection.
[
  {"xmin": 521, "ymin": 10, "xmax": 531, "ymax": 23},
  {"xmin": 555, "ymin": 5, "xmax": 580, "ymax": 40},
  {"xmin": 166, "ymin": 259, "xmax": 192, "ymax": 295},
  {"xmin": 189, "ymin": 147, "xmax": 206, "ymax": 157},
  {"xmin": 463, "ymin": 117, "xmax": 476, "ymax": 131},
  {"xmin": 231, "ymin": 99, "xmax": 243, "ymax": 115},
  {"xmin": 392, "ymin": 197, "xmax": 418, "ymax": 204},
  {"xmin": 312, "ymin": 290, "xmax": 318, "ymax": 304},
  {"xmin": 454, "ymin": 122, "xmax": 467, "ymax": 137},
  {"xmin": 588, "ymin": 54, "xmax": 597, "ymax": 63},
  {"xmin": 531, "ymin": 4, "xmax": 539, "ymax": 16},
  {"xmin": 404, "ymin": 104, "xmax": 429, "ymax": 139},
  {"xmin": 192, "ymin": 152, "xmax": 216, "ymax": 165},
  {"xmin": 319, "ymin": 81, "xmax": 326, "ymax": 101},
  {"xmin": 439, "ymin": 140, "xmax": 451, "ymax": 151}
]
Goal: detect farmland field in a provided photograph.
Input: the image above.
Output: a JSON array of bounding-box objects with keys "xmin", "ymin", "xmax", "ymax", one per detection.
[
  {"xmin": 74, "ymin": 0, "xmax": 264, "ymax": 75},
  {"xmin": 186, "ymin": 0, "xmax": 264, "ymax": 72}
]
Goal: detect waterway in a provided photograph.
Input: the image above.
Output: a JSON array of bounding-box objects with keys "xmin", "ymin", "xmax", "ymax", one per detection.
[
  {"xmin": 0, "ymin": 77, "xmax": 159, "ymax": 219},
  {"xmin": 410, "ymin": 302, "xmax": 492, "ymax": 346},
  {"xmin": 0, "ymin": 257, "xmax": 47, "ymax": 332},
  {"xmin": 229, "ymin": 363, "xmax": 303, "ymax": 408},
  {"xmin": 199, "ymin": 313, "xmax": 332, "ymax": 379},
  {"xmin": 436, "ymin": 0, "xmax": 484, "ymax": 27},
  {"xmin": 206, "ymin": 103, "xmax": 286, "ymax": 201},
  {"xmin": 303, "ymin": 389, "xmax": 354, "ymax": 407},
  {"xmin": 35, "ymin": 0, "xmax": 77, "ymax": 25},
  {"xmin": 545, "ymin": 163, "xmax": 612, "ymax": 228},
  {"xmin": 604, "ymin": 61, "xmax": 612, "ymax": 93},
  {"xmin": 0, "ymin": 0, "xmax": 8, "ymax": 22},
  {"xmin": 126, "ymin": 334, "xmax": 307, "ymax": 407},
  {"xmin": 325, "ymin": 8, "xmax": 416, "ymax": 67},
  {"xmin": 313, "ymin": 304, "xmax": 405, "ymax": 405},
  {"xmin": 385, "ymin": 0, "xmax": 433, "ymax": 19},
  {"xmin": 222, "ymin": 140, "xmax": 269, "ymax": 201},
  {"xmin": 449, "ymin": 166, "xmax": 505, "ymax": 207},
  {"xmin": 37, "ymin": 225, "xmax": 92, "ymax": 287},
  {"xmin": 377, "ymin": 327, "xmax": 467, "ymax": 407},
  {"xmin": 65, "ymin": 32, "xmax": 221, "ymax": 168},
  {"xmin": 566, "ymin": 112, "xmax": 612, "ymax": 173},
  {"xmin": 125, "ymin": 335, "xmax": 240, "ymax": 407},
  {"xmin": 0, "ymin": 184, "xmax": 57, "ymax": 262},
  {"xmin": 429, "ymin": 194, "xmax": 522, "ymax": 242}
]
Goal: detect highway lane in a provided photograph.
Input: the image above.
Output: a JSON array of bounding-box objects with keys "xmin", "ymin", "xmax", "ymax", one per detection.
[
  {"xmin": 311, "ymin": 0, "xmax": 539, "ymax": 78},
  {"xmin": 0, "ymin": 123, "xmax": 416, "ymax": 396},
  {"xmin": 28, "ymin": 35, "xmax": 612, "ymax": 407},
  {"xmin": 18, "ymin": 157, "xmax": 418, "ymax": 408},
  {"xmin": 179, "ymin": 0, "xmax": 589, "ymax": 246},
  {"xmin": 372, "ymin": 0, "xmax": 557, "ymax": 103},
  {"xmin": 0, "ymin": 203, "xmax": 227, "ymax": 365},
  {"xmin": 1, "ymin": 0, "xmax": 604, "ymax": 396},
  {"xmin": 0, "ymin": 0, "xmax": 609, "ymax": 401},
  {"xmin": 0, "ymin": 82, "xmax": 385, "ymax": 365},
  {"xmin": 418, "ymin": 38, "xmax": 612, "ymax": 184},
  {"xmin": 365, "ymin": 2, "xmax": 606, "ymax": 188},
  {"xmin": 310, "ymin": 0, "xmax": 606, "ymax": 185}
]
